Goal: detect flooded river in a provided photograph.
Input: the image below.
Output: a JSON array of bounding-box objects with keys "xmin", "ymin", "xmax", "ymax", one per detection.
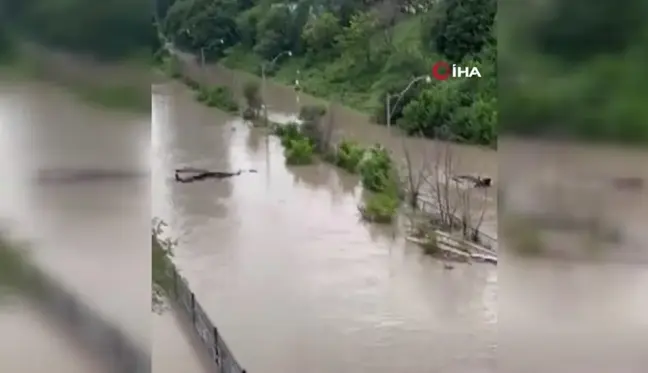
[
  {"xmin": 155, "ymin": 56, "xmax": 648, "ymax": 372},
  {"xmin": 152, "ymin": 77, "xmax": 497, "ymax": 372}
]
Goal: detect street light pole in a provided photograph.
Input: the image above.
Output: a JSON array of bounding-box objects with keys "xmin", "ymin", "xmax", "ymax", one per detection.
[
  {"xmin": 262, "ymin": 50, "xmax": 292, "ymax": 127},
  {"xmin": 386, "ymin": 75, "xmax": 432, "ymax": 130}
]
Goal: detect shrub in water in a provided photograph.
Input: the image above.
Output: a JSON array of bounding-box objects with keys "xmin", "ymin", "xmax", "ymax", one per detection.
[
  {"xmin": 284, "ymin": 138, "xmax": 314, "ymax": 165},
  {"xmin": 359, "ymin": 145, "xmax": 394, "ymax": 192},
  {"xmin": 335, "ymin": 140, "xmax": 365, "ymax": 173},
  {"xmin": 275, "ymin": 122, "xmax": 303, "ymax": 147},
  {"xmin": 359, "ymin": 192, "xmax": 399, "ymax": 223}
]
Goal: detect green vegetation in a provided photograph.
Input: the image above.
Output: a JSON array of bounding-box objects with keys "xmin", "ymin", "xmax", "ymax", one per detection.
[
  {"xmin": 285, "ymin": 137, "xmax": 315, "ymax": 165},
  {"xmin": 3, "ymin": 0, "xmax": 152, "ymax": 61},
  {"xmin": 356, "ymin": 145, "xmax": 400, "ymax": 223},
  {"xmin": 500, "ymin": 0, "xmax": 648, "ymax": 145},
  {"xmin": 272, "ymin": 104, "xmax": 401, "ymax": 223},
  {"xmin": 159, "ymin": 0, "xmax": 496, "ymax": 146},
  {"xmin": 274, "ymin": 122, "xmax": 316, "ymax": 165},
  {"xmin": 358, "ymin": 145, "xmax": 396, "ymax": 193},
  {"xmin": 152, "ymin": 219, "xmax": 175, "ymax": 311},
  {"xmin": 195, "ymin": 85, "xmax": 240, "ymax": 112},
  {"xmin": 332, "ymin": 140, "xmax": 365, "ymax": 173},
  {"xmin": 360, "ymin": 191, "xmax": 400, "ymax": 224}
]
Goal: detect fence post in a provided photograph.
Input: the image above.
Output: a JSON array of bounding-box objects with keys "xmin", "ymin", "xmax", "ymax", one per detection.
[
  {"xmin": 213, "ymin": 326, "xmax": 220, "ymax": 365},
  {"xmin": 172, "ymin": 267, "xmax": 178, "ymax": 297},
  {"xmin": 190, "ymin": 292, "xmax": 196, "ymax": 324}
]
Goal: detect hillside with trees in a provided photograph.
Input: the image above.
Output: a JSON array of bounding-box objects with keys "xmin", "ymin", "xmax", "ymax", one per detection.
[
  {"xmin": 160, "ymin": 0, "xmax": 497, "ymax": 146},
  {"xmin": 499, "ymin": 0, "xmax": 648, "ymax": 145},
  {"xmin": 1, "ymin": 0, "xmax": 152, "ymax": 61}
]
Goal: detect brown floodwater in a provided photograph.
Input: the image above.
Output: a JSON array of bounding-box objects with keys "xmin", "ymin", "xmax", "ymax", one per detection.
[
  {"xmin": 156, "ymin": 53, "xmax": 648, "ymax": 372},
  {"xmin": 152, "ymin": 77, "xmax": 497, "ymax": 373}
]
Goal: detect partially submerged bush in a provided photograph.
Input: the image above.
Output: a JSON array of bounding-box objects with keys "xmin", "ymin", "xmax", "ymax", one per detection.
[
  {"xmin": 196, "ymin": 85, "xmax": 239, "ymax": 112},
  {"xmin": 359, "ymin": 192, "xmax": 399, "ymax": 223},
  {"xmin": 284, "ymin": 137, "xmax": 315, "ymax": 165},
  {"xmin": 334, "ymin": 140, "xmax": 365, "ymax": 173},
  {"xmin": 275, "ymin": 122, "xmax": 302, "ymax": 147},
  {"xmin": 359, "ymin": 145, "xmax": 395, "ymax": 192}
]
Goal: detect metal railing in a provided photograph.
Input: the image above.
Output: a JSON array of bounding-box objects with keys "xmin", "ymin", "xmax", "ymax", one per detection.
[{"xmin": 165, "ymin": 260, "xmax": 247, "ymax": 373}]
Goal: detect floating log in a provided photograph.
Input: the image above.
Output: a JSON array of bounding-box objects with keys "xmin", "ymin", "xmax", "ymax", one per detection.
[{"xmin": 174, "ymin": 168, "xmax": 257, "ymax": 183}]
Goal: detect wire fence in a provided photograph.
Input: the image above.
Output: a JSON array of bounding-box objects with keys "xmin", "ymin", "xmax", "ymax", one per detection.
[
  {"xmin": 166, "ymin": 260, "xmax": 247, "ymax": 373},
  {"xmin": 418, "ymin": 194, "xmax": 498, "ymax": 252}
]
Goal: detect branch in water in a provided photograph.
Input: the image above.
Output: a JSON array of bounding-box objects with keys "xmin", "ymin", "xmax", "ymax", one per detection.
[{"xmin": 174, "ymin": 168, "xmax": 257, "ymax": 183}]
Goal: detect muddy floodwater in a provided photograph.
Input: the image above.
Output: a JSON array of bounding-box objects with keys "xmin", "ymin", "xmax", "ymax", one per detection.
[
  {"xmin": 155, "ymin": 56, "xmax": 648, "ymax": 372},
  {"xmin": 152, "ymin": 77, "xmax": 497, "ymax": 373},
  {"xmin": 0, "ymin": 77, "xmax": 204, "ymax": 372}
]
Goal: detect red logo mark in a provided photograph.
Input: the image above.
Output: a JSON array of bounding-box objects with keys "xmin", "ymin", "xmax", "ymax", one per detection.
[{"xmin": 432, "ymin": 61, "xmax": 450, "ymax": 81}]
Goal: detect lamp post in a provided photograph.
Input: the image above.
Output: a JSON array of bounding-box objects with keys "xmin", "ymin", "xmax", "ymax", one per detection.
[
  {"xmin": 261, "ymin": 50, "xmax": 292, "ymax": 127},
  {"xmin": 294, "ymin": 69, "xmax": 301, "ymax": 114},
  {"xmin": 260, "ymin": 50, "xmax": 292, "ymax": 186},
  {"xmin": 385, "ymin": 75, "xmax": 432, "ymax": 129}
]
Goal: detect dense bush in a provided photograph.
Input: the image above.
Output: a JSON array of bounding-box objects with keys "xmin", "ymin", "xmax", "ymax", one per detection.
[
  {"xmin": 359, "ymin": 192, "xmax": 400, "ymax": 223},
  {"xmin": 274, "ymin": 122, "xmax": 316, "ymax": 165},
  {"xmin": 284, "ymin": 137, "xmax": 315, "ymax": 165},
  {"xmin": 359, "ymin": 145, "xmax": 396, "ymax": 193},
  {"xmin": 275, "ymin": 122, "xmax": 303, "ymax": 147},
  {"xmin": 334, "ymin": 140, "xmax": 365, "ymax": 173}
]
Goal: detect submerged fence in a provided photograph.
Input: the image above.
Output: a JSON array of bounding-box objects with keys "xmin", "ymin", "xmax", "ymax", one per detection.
[{"xmin": 165, "ymin": 260, "xmax": 247, "ymax": 373}]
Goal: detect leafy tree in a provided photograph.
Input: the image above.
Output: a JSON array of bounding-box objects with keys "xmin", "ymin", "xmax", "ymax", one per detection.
[
  {"xmin": 254, "ymin": 5, "xmax": 294, "ymax": 58},
  {"xmin": 7, "ymin": 0, "xmax": 152, "ymax": 59},
  {"xmin": 302, "ymin": 11, "xmax": 342, "ymax": 55},
  {"xmin": 335, "ymin": 11, "xmax": 379, "ymax": 64},
  {"xmin": 236, "ymin": 6, "xmax": 265, "ymax": 47},
  {"xmin": 423, "ymin": 0, "xmax": 496, "ymax": 62}
]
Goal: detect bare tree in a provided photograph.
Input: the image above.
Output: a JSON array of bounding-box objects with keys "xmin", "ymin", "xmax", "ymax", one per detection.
[
  {"xmin": 457, "ymin": 179, "xmax": 490, "ymax": 243},
  {"xmin": 425, "ymin": 138, "xmax": 461, "ymax": 230},
  {"xmin": 401, "ymin": 133, "xmax": 430, "ymax": 209}
]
